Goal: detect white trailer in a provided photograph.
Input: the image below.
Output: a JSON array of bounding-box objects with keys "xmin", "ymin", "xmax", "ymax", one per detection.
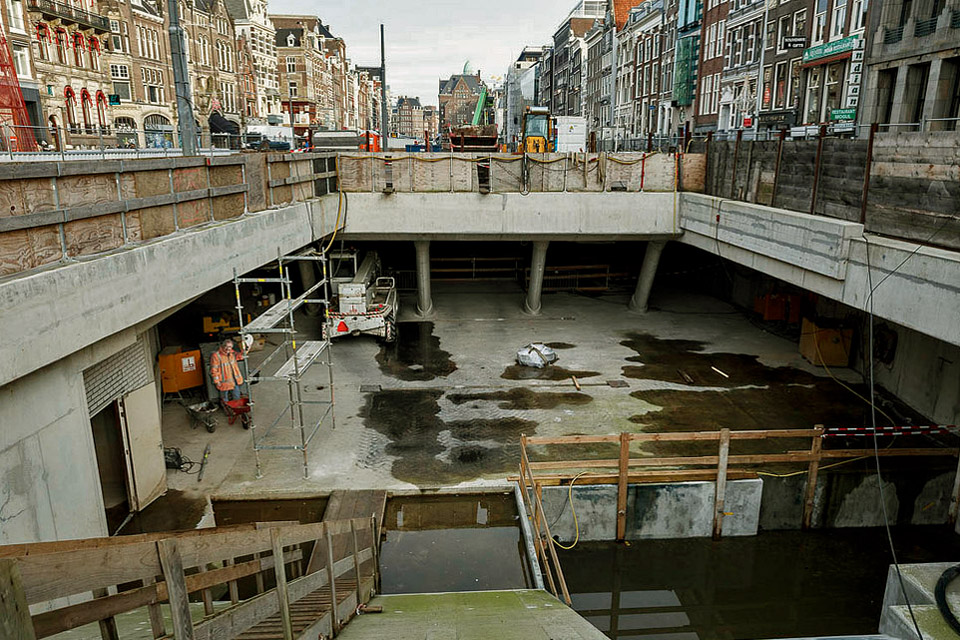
[
  {"xmin": 555, "ymin": 116, "xmax": 587, "ymax": 152},
  {"xmin": 325, "ymin": 251, "xmax": 398, "ymax": 342}
]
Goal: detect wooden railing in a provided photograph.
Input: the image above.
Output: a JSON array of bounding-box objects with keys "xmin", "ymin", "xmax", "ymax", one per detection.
[
  {"xmin": 516, "ymin": 428, "xmax": 959, "ymax": 541},
  {"xmin": 0, "ymin": 517, "xmax": 379, "ymax": 640}
]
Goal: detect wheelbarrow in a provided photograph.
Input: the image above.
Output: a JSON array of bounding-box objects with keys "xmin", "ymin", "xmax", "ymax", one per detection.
[
  {"xmin": 222, "ymin": 396, "xmax": 252, "ymax": 429},
  {"xmin": 185, "ymin": 401, "xmax": 218, "ymax": 433}
]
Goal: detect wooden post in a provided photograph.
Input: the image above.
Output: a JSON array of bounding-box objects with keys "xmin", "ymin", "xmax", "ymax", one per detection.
[
  {"xmin": 144, "ymin": 577, "xmax": 167, "ymax": 637},
  {"xmin": 224, "ymin": 559, "xmax": 239, "ymax": 605},
  {"xmin": 802, "ymin": 426, "xmax": 825, "ymax": 529},
  {"xmin": 729, "ymin": 129, "xmax": 743, "ymax": 200},
  {"xmin": 198, "ymin": 566, "xmax": 214, "ymax": 616},
  {"xmin": 270, "ymin": 528, "xmax": 294, "ymax": 640},
  {"xmin": 704, "ymin": 131, "xmax": 713, "ymax": 194},
  {"xmin": 0, "ymin": 559, "xmax": 36, "ymax": 640},
  {"xmin": 771, "ymin": 129, "xmax": 786, "ymax": 207},
  {"xmin": 369, "ymin": 516, "xmax": 381, "ymax": 593},
  {"xmin": 809, "ymin": 125, "xmax": 827, "ymax": 216},
  {"xmin": 253, "ymin": 552, "xmax": 266, "ymax": 593},
  {"xmin": 713, "ymin": 428, "xmax": 731, "ymax": 540},
  {"xmin": 325, "ymin": 524, "xmax": 340, "ymax": 636},
  {"xmin": 92, "ymin": 588, "xmax": 120, "ymax": 640},
  {"xmin": 617, "ymin": 432, "xmax": 630, "ymax": 541},
  {"xmin": 156, "ymin": 539, "xmax": 195, "ymax": 640},
  {"xmin": 859, "ymin": 122, "xmax": 878, "ymax": 225},
  {"xmin": 350, "ymin": 520, "xmax": 363, "ymax": 605}
]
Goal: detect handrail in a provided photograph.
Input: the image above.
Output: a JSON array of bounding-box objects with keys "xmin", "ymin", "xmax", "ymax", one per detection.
[
  {"xmin": 1, "ymin": 517, "xmax": 379, "ymax": 640},
  {"xmin": 516, "ymin": 427, "xmax": 958, "ymax": 540}
]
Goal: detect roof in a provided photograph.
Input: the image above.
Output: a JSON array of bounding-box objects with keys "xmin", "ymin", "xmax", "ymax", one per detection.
[
  {"xmin": 569, "ymin": 17, "xmax": 597, "ymax": 37},
  {"xmin": 269, "ymin": 15, "xmax": 335, "ymax": 38},
  {"xmin": 397, "ymin": 96, "xmax": 422, "ymax": 109},
  {"xmin": 275, "ymin": 27, "xmax": 302, "ymax": 47},
  {"xmin": 439, "ymin": 74, "xmax": 482, "ymax": 96},
  {"xmin": 222, "ymin": 0, "xmax": 249, "ymax": 20},
  {"xmin": 613, "ymin": 0, "xmax": 645, "ymax": 29}
]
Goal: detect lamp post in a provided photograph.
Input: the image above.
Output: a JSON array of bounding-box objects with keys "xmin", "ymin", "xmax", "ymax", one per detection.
[{"xmin": 287, "ymin": 73, "xmax": 296, "ymax": 149}]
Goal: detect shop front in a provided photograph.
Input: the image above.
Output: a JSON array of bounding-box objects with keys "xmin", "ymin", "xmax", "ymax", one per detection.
[{"xmin": 800, "ymin": 35, "xmax": 863, "ymax": 127}]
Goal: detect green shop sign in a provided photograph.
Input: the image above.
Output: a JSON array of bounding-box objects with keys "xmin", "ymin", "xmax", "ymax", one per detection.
[
  {"xmin": 802, "ymin": 35, "xmax": 861, "ymax": 63},
  {"xmin": 831, "ymin": 108, "xmax": 857, "ymax": 121}
]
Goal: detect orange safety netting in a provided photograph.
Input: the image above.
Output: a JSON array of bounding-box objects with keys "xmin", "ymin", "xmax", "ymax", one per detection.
[{"xmin": 0, "ymin": 33, "xmax": 37, "ymax": 152}]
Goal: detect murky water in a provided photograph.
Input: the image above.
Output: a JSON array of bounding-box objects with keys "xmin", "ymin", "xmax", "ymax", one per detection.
[
  {"xmin": 558, "ymin": 527, "xmax": 960, "ymax": 639},
  {"xmin": 376, "ymin": 321, "xmax": 457, "ymax": 381},
  {"xmin": 379, "ymin": 494, "xmax": 533, "ymax": 594},
  {"xmin": 448, "ymin": 387, "xmax": 593, "ymax": 410},
  {"xmin": 501, "ymin": 363, "xmax": 601, "ymax": 381}
]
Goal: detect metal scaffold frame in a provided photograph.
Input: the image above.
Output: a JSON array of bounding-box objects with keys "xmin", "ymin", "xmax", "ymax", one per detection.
[{"xmin": 233, "ymin": 247, "xmax": 336, "ymax": 479}]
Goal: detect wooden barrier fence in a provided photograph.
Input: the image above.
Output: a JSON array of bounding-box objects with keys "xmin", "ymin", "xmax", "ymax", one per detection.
[
  {"xmin": 515, "ymin": 427, "xmax": 959, "ymax": 542},
  {"xmin": 0, "ymin": 517, "xmax": 379, "ymax": 640}
]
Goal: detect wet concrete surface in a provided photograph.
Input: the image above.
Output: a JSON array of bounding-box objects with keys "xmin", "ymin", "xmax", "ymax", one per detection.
[
  {"xmin": 448, "ymin": 387, "xmax": 593, "ymax": 410},
  {"xmin": 360, "ymin": 388, "xmax": 536, "ymax": 485},
  {"xmin": 501, "ymin": 363, "xmax": 601, "ymax": 381},
  {"xmin": 379, "ymin": 494, "xmax": 531, "ymax": 594},
  {"xmin": 119, "ymin": 489, "xmax": 209, "ymax": 535},
  {"xmin": 376, "ymin": 321, "xmax": 457, "ymax": 381},
  {"xmin": 559, "ymin": 526, "xmax": 960, "ymax": 640}
]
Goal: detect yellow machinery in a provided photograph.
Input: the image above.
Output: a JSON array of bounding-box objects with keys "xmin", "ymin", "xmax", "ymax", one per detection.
[{"xmin": 520, "ymin": 106, "xmax": 555, "ymax": 153}]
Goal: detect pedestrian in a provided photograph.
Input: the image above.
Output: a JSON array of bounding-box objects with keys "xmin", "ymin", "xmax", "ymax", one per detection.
[{"xmin": 210, "ymin": 338, "xmax": 244, "ymax": 405}]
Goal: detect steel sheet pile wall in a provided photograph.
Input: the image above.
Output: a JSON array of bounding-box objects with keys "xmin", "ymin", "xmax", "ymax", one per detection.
[{"xmin": 707, "ymin": 132, "xmax": 960, "ymax": 250}]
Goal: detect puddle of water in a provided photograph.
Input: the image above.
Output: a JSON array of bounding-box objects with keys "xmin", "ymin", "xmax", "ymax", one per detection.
[
  {"xmin": 501, "ymin": 364, "xmax": 601, "ymax": 381},
  {"xmin": 558, "ymin": 526, "xmax": 960, "ymax": 639},
  {"xmin": 376, "ymin": 322, "xmax": 457, "ymax": 381},
  {"xmin": 117, "ymin": 489, "xmax": 207, "ymax": 535},
  {"xmin": 361, "ymin": 389, "xmax": 536, "ymax": 485},
  {"xmin": 448, "ymin": 387, "xmax": 593, "ymax": 410},
  {"xmin": 546, "ymin": 342, "xmax": 577, "ymax": 350},
  {"xmin": 379, "ymin": 494, "xmax": 533, "ymax": 594}
]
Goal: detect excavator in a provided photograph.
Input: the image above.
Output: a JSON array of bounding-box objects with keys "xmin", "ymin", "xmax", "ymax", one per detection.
[
  {"xmin": 447, "ymin": 85, "xmax": 498, "ymax": 152},
  {"xmin": 520, "ymin": 106, "xmax": 555, "ymax": 153}
]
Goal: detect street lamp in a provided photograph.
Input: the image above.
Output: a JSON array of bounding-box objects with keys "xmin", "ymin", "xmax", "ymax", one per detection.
[{"xmin": 287, "ymin": 73, "xmax": 296, "ymax": 149}]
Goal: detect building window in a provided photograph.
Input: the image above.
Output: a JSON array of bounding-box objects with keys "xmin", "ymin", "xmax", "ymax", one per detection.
[
  {"xmin": 199, "ymin": 36, "xmax": 210, "ymax": 66},
  {"xmin": 762, "ymin": 65, "xmax": 773, "ymax": 109},
  {"xmin": 73, "ymin": 32, "xmax": 85, "ymax": 66},
  {"xmin": 766, "ymin": 18, "xmax": 776, "ymax": 49},
  {"xmin": 850, "ymin": 0, "xmax": 866, "ymax": 30},
  {"xmin": 89, "ymin": 37, "xmax": 101, "ymax": 70},
  {"xmin": 65, "ymin": 87, "xmax": 77, "ymax": 132},
  {"xmin": 7, "ymin": 0, "xmax": 25, "ymax": 32},
  {"xmin": 774, "ymin": 61, "xmax": 788, "ymax": 108},
  {"xmin": 789, "ymin": 58, "xmax": 802, "ymax": 107},
  {"xmin": 80, "ymin": 89, "xmax": 93, "ymax": 133},
  {"xmin": 55, "ymin": 29, "xmax": 67, "ymax": 63},
  {"xmin": 288, "ymin": 81, "xmax": 298, "ymax": 97},
  {"xmin": 96, "ymin": 91, "xmax": 107, "ymax": 130},
  {"xmin": 831, "ymin": 0, "xmax": 847, "ymax": 39},
  {"xmin": 813, "ymin": 0, "xmax": 828, "ymax": 43},
  {"xmin": 286, "ymin": 55, "xmax": 297, "ymax": 73},
  {"xmin": 805, "ymin": 67, "xmax": 822, "ymax": 122},
  {"xmin": 111, "ymin": 64, "xmax": 131, "ymax": 101},
  {"xmin": 778, "ymin": 15, "xmax": 791, "ymax": 52},
  {"xmin": 12, "ymin": 44, "xmax": 30, "ymax": 79},
  {"xmin": 825, "ymin": 61, "xmax": 844, "ymax": 115}
]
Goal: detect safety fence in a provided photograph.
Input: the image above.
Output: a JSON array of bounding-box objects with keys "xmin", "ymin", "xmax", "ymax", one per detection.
[
  {"xmin": 514, "ymin": 428, "xmax": 959, "ymax": 542},
  {"xmin": 336, "ymin": 151, "xmax": 706, "ymax": 194},
  {"xmin": 0, "ymin": 517, "xmax": 380, "ymax": 639}
]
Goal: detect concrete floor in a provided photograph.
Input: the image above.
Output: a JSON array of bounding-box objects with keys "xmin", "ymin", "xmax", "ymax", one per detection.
[{"xmin": 160, "ymin": 284, "xmax": 864, "ymax": 504}]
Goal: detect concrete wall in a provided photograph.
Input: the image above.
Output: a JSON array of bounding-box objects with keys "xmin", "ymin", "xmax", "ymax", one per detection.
[
  {"xmin": 540, "ymin": 479, "xmax": 762, "ymax": 542},
  {"xmin": 0, "ymin": 196, "xmax": 340, "ymax": 389},
  {"xmin": 0, "ymin": 327, "xmax": 150, "ymax": 544},
  {"xmin": 341, "ymin": 192, "xmax": 681, "ymax": 241},
  {"xmin": 680, "ymin": 193, "xmax": 960, "ymax": 350}
]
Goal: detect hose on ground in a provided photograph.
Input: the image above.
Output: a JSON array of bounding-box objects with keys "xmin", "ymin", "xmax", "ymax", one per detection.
[{"xmin": 936, "ymin": 563, "xmax": 960, "ymax": 635}]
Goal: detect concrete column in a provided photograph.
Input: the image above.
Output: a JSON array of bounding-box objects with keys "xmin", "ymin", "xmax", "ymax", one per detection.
[
  {"xmin": 523, "ymin": 240, "xmax": 550, "ymax": 316},
  {"xmin": 921, "ymin": 57, "xmax": 944, "ymax": 129},
  {"xmin": 414, "ymin": 240, "xmax": 433, "ymax": 317},
  {"xmin": 890, "ymin": 64, "xmax": 910, "ymax": 125},
  {"xmin": 629, "ymin": 240, "xmax": 666, "ymax": 313}
]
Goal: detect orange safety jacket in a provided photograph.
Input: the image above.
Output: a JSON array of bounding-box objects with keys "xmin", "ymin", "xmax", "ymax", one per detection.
[{"xmin": 210, "ymin": 349, "xmax": 243, "ymax": 391}]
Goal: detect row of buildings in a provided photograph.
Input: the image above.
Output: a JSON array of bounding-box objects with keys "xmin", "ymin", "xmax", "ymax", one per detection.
[
  {"xmin": 0, "ymin": 0, "xmax": 387, "ymax": 148},
  {"xmin": 504, "ymin": 0, "xmax": 960, "ymax": 146},
  {"xmin": 391, "ymin": 95, "xmax": 439, "ymax": 141}
]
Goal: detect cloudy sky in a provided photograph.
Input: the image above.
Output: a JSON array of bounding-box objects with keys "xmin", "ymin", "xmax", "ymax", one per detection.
[{"xmin": 268, "ymin": 0, "xmax": 574, "ymax": 106}]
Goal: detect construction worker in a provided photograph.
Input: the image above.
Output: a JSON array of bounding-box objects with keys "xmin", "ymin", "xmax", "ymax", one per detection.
[{"xmin": 210, "ymin": 338, "xmax": 244, "ymax": 404}]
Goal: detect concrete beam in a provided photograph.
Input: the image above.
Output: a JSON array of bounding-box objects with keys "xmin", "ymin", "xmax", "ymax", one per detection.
[
  {"xmin": 0, "ymin": 196, "xmax": 340, "ymax": 388},
  {"xmin": 523, "ymin": 241, "xmax": 549, "ymax": 315},
  {"xmin": 629, "ymin": 240, "xmax": 666, "ymax": 312},
  {"xmin": 679, "ymin": 193, "xmax": 960, "ymax": 348},
  {"xmin": 341, "ymin": 192, "xmax": 681, "ymax": 241}
]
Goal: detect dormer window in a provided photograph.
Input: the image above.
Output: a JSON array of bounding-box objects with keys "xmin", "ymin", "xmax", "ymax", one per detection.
[{"xmin": 287, "ymin": 33, "xmax": 296, "ymax": 47}]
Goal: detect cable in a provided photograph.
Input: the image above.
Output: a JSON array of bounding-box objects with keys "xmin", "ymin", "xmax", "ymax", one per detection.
[
  {"xmin": 322, "ymin": 154, "xmax": 344, "ymax": 253},
  {"xmin": 936, "ymin": 564, "xmax": 960, "ymax": 634},
  {"xmin": 549, "ymin": 471, "xmax": 587, "ymax": 550},
  {"xmin": 864, "ymin": 235, "xmax": 924, "ymax": 640},
  {"xmin": 812, "ymin": 328, "xmax": 897, "ymax": 427}
]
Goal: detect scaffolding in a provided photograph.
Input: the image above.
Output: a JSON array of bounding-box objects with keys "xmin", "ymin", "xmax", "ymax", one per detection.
[{"xmin": 233, "ymin": 247, "xmax": 335, "ymax": 479}]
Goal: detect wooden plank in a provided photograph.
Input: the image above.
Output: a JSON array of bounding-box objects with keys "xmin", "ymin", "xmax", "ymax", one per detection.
[
  {"xmin": 520, "ymin": 446, "xmax": 558, "ymax": 600},
  {"xmin": 32, "ymin": 585, "xmax": 155, "ymax": 639},
  {"xmin": 198, "ymin": 565, "xmax": 214, "ymax": 616},
  {"xmin": 0, "ymin": 559, "xmax": 36, "ymax": 640},
  {"xmin": 270, "ymin": 529, "xmax": 294, "ymax": 640},
  {"xmin": 350, "ymin": 521, "xmax": 362, "ymax": 605},
  {"xmin": 616, "ymin": 433, "xmax": 629, "ymax": 542},
  {"xmin": 18, "ymin": 541, "xmax": 162, "ymax": 605},
  {"xmin": 145, "ymin": 577, "xmax": 166, "ymax": 639},
  {"xmin": 507, "ymin": 469, "xmax": 758, "ymax": 485},
  {"xmin": 713, "ymin": 428, "xmax": 731, "ymax": 540},
  {"xmin": 156, "ymin": 539, "xmax": 194, "ymax": 640},
  {"xmin": 369, "ymin": 516, "xmax": 380, "ymax": 594},
  {"xmin": 802, "ymin": 427, "xmax": 824, "ymax": 529},
  {"xmin": 324, "ymin": 524, "xmax": 340, "ymax": 636},
  {"xmin": 224, "ymin": 559, "xmax": 239, "ymax": 605}
]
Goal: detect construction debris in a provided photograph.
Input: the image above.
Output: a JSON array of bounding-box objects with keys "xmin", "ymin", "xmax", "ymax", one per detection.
[{"xmin": 516, "ymin": 343, "xmax": 558, "ymax": 368}]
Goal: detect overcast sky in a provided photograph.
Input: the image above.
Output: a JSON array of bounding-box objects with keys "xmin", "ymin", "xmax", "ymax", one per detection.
[{"xmin": 268, "ymin": 0, "xmax": 573, "ymax": 105}]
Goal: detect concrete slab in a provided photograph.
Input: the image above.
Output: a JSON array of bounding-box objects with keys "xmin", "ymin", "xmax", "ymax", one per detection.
[
  {"xmin": 336, "ymin": 590, "xmax": 608, "ymax": 640},
  {"xmin": 196, "ymin": 287, "xmax": 869, "ymax": 500}
]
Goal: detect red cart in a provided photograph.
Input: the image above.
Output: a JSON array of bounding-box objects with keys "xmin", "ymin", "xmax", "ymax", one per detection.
[{"xmin": 222, "ymin": 396, "xmax": 252, "ymax": 429}]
